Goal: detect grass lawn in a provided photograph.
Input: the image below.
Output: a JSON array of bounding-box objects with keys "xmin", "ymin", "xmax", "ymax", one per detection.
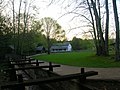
[{"xmin": 32, "ymin": 51, "xmax": 120, "ymax": 68}]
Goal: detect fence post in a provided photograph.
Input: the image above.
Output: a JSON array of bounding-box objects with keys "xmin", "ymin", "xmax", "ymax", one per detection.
[
  {"xmin": 79, "ymin": 68, "xmax": 86, "ymax": 82},
  {"xmin": 49, "ymin": 62, "xmax": 53, "ymax": 71},
  {"xmin": 8, "ymin": 65, "xmax": 17, "ymax": 81},
  {"xmin": 7, "ymin": 66, "xmax": 17, "ymax": 90},
  {"xmin": 36, "ymin": 60, "xmax": 39, "ymax": 66},
  {"xmin": 29, "ymin": 58, "xmax": 31, "ymax": 63},
  {"xmin": 17, "ymin": 74, "xmax": 25, "ymax": 90},
  {"xmin": 81, "ymin": 68, "xmax": 85, "ymax": 74}
]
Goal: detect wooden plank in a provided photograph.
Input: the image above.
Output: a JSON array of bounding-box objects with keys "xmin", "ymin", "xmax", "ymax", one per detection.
[
  {"xmin": 10, "ymin": 58, "xmax": 35, "ymax": 62},
  {"xmin": 10, "ymin": 62, "xmax": 44, "ymax": 65},
  {"xmin": 1, "ymin": 71, "xmax": 98, "ymax": 88},
  {"xmin": 5, "ymin": 65, "xmax": 61, "ymax": 71}
]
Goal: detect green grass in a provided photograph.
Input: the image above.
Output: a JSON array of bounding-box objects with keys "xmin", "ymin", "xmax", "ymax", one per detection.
[{"xmin": 33, "ymin": 51, "xmax": 120, "ymax": 68}]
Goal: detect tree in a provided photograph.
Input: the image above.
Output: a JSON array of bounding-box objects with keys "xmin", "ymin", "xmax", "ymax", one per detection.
[
  {"xmin": 112, "ymin": 0, "xmax": 120, "ymax": 61},
  {"xmin": 10, "ymin": 0, "xmax": 40, "ymax": 55},
  {"xmin": 71, "ymin": 37, "xmax": 81, "ymax": 50},
  {"xmin": 90, "ymin": 0, "xmax": 105, "ymax": 55},
  {"xmin": 16, "ymin": 0, "xmax": 22, "ymax": 54},
  {"xmin": 53, "ymin": 0, "xmax": 110, "ymax": 56},
  {"xmin": 0, "ymin": 15, "xmax": 13, "ymax": 59},
  {"xmin": 12, "ymin": 0, "xmax": 16, "ymax": 54},
  {"xmin": 41, "ymin": 17, "xmax": 55, "ymax": 54},
  {"xmin": 86, "ymin": 0, "xmax": 99, "ymax": 54},
  {"xmin": 71, "ymin": 37, "xmax": 94, "ymax": 50},
  {"xmin": 53, "ymin": 23, "xmax": 66, "ymax": 41},
  {"xmin": 30, "ymin": 20, "xmax": 47, "ymax": 47},
  {"xmin": 81, "ymin": 0, "xmax": 110, "ymax": 56},
  {"xmin": 41, "ymin": 17, "xmax": 65, "ymax": 54},
  {"xmin": 105, "ymin": 0, "xmax": 109, "ymax": 55}
]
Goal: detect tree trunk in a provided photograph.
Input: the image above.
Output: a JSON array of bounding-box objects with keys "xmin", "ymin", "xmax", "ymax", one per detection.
[
  {"xmin": 91, "ymin": 0, "xmax": 105, "ymax": 56},
  {"xmin": 21, "ymin": 1, "xmax": 27, "ymax": 55},
  {"xmin": 12, "ymin": 0, "xmax": 16, "ymax": 54},
  {"xmin": 47, "ymin": 36, "xmax": 50, "ymax": 54},
  {"xmin": 105, "ymin": 0, "xmax": 109, "ymax": 56},
  {"xmin": 112, "ymin": 0, "xmax": 120, "ymax": 61},
  {"xmin": 86, "ymin": 0, "xmax": 99, "ymax": 55},
  {"xmin": 17, "ymin": 0, "xmax": 22, "ymax": 55}
]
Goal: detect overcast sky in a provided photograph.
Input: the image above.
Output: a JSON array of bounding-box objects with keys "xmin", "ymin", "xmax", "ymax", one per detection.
[
  {"xmin": 35, "ymin": 0, "xmax": 120, "ymax": 40},
  {"xmin": 35, "ymin": 0, "xmax": 92, "ymax": 40},
  {"xmin": 4, "ymin": 0, "xmax": 120, "ymax": 40}
]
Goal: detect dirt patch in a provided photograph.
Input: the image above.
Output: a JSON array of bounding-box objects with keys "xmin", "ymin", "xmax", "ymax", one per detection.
[{"xmin": 85, "ymin": 79, "xmax": 120, "ymax": 90}]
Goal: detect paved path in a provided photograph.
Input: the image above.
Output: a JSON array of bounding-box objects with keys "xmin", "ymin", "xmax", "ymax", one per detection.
[
  {"xmin": 38, "ymin": 61, "xmax": 120, "ymax": 80},
  {"xmin": 53, "ymin": 65, "xmax": 120, "ymax": 80},
  {"xmin": 29, "ymin": 55, "xmax": 120, "ymax": 80}
]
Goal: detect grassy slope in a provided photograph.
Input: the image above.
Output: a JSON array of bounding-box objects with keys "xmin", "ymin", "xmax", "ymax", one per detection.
[{"xmin": 33, "ymin": 51, "xmax": 120, "ymax": 68}]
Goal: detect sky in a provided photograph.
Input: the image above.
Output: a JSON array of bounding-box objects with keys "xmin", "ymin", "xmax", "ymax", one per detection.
[
  {"xmin": 34, "ymin": 0, "xmax": 120, "ymax": 40},
  {"xmin": 34, "ymin": 0, "xmax": 91, "ymax": 40},
  {"xmin": 3, "ymin": 0, "xmax": 120, "ymax": 40},
  {"xmin": 4, "ymin": 0, "xmax": 78, "ymax": 40}
]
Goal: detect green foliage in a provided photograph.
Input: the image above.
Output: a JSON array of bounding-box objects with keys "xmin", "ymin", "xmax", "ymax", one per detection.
[
  {"xmin": 41, "ymin": 17, "xmax": 66, "ymax": 41},
  {"xmin": 71, "ymin": 37, "xmax": 81, "ymax": 50},
  {"xmin": 0, "ymin": 13, "xmax": 61, "ymax": 56},
  {"xmin": 0, "ymin": 15, "xmax": 13, "ymax": 59},
  {"xmin": 33, "ymin": 51, "xmax": 120, "ymax": 68},
  {"xmin": 30, "ymin": 20, "xmax": 47, "ymax": 47},
  {"xmin": 71, "ymin": 37, "xmax": 94, "ymax": 50},
  {"xmin": 13, "ymin": 19, "xmax": 46, "ymax": 55}
]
